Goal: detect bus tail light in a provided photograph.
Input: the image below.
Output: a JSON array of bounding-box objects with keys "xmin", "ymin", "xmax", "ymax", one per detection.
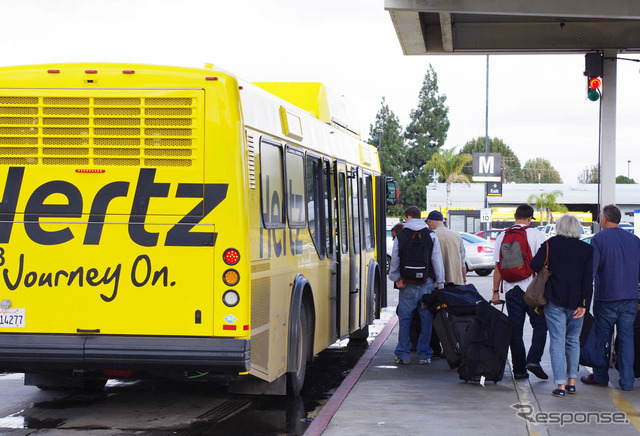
[
  {"xmin": 223, "ymin": 248, "xmax": 240, "ymax": 265},
  {"xmin": 223, "ymin": 269, "xmax": 239, "ymax": 286},
  {"xmin": 223, "ymin": 290, "xmax": 240, "ymax": 307},
  {"xmin": 104, "ymin": 369, "xmax": 135, "ymax": 377}
]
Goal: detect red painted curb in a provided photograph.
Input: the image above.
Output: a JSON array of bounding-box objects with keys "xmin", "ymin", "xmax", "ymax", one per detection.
[{"xmin": 304, "ymin": 314, "xmax": 399, "ymax": 436}]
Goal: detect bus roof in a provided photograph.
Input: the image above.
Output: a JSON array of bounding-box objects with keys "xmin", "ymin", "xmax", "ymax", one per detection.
[{"xmin": 253, "ymin": 82, "xmax": 360, "ymax": 136}]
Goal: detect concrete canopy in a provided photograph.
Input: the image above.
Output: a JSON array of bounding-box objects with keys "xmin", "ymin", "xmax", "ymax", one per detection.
[{"xmin": 385, "ymin": 0, "xmax": 640, "ymax": 55}]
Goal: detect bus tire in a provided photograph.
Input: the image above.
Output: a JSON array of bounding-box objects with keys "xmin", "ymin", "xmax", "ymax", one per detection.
[{"xmin": 287, "ymin": 301, "xmax": 309, "ymax": 396}]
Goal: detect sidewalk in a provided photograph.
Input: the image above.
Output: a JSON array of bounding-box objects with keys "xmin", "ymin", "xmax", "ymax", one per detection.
[{"xmin": 309, "ymin": 292, "xmax": 640, "ymax": 435}]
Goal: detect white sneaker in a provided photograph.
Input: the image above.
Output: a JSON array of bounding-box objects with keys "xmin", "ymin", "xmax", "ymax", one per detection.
[{"xmin": 419, "ymin": 358, "xmax": 431, "ymax": 365}]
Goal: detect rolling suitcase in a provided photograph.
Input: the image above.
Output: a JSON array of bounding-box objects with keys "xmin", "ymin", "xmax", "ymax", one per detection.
[
  {"xmin": 458, "ymin": 301, "xmax": 512, "ymax": 383},
  {"xmin": 433, "ymin": 309, "xmax": 475, "ymax": 369},
  {"xmin": 426, "ymin": 284, "xmax": 486, "ymax": 368}
]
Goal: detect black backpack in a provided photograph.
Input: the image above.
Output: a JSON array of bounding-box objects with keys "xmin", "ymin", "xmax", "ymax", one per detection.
[{"xmin": 397, "ymin": 227, "xmax": 433, "ymax": 284}]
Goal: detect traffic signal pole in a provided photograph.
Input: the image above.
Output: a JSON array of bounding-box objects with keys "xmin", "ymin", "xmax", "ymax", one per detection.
[{"xmin": 599, "ymin": 49, "xmax": 617, "ymax": 211}]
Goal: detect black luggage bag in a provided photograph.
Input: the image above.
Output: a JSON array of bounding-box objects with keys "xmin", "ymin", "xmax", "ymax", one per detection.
[
  {"xmin": 423, "ymin": 284, "xmax": 487, "ymax": 315},
  {"xmin": 458, "ymin": 301, "xmax": 512, "ymax": 383},
  {"xmin": 426, "ymin": 284, "xmax": 487, "ymax": 368},
  {"xmin": 433, "ymin": 309, "xmax": 475, "ymax": 369},
  {"xmin": 579, "ymin": 312, "xmax": 607, "ymax": 369}
]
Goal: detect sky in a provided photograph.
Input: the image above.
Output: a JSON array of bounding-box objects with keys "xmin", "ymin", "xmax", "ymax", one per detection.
[{"xmin": 1, "ymin": 0, "xmax": 639, "ymax": 184}]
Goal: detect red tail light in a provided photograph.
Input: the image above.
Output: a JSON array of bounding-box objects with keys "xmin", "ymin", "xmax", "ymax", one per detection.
[
  {"xmin": 223, "ymin": 248, "xmax": 240, "ymax": 265},
  {"xmin": 104, "ymin": 369, "xmax": 135, "ymax": 377},
  {"xmin": 477, "ymin": 245, "xmax": 493, "ymax": 254}
]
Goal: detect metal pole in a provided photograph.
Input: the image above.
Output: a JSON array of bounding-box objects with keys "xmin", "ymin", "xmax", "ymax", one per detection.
[
  {"xmin": 484, "ymin": 55, "xmax": 489, "ymax": 229},
  {"xmin": 599, "ymin": 50, "xmax": 617, "ymax": 208},
  {"xmin": 484, "ymin": 55, "xmax": 489, "ymax": 156},
  {"xmin": 628, "ymin": 160, "xmax": 631, "ymax": 179}
]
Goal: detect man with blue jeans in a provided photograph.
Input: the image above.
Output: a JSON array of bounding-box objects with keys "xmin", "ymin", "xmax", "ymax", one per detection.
[
  {"xmin": 581, "ymin": 205, "xmax": 640, "ymax": 391},
  {"xmin": 389, "ymin": 206, "xmax": 444, "ymax": 365},
  {"xmin": 492, "ymin": 205, "xmax": 548, "ymax": 380}
]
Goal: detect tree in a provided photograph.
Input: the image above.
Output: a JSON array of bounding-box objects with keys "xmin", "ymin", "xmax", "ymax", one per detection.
[
  {"xmin": 527, "ymin": 191, "xmax": 567, "ymax": 224},
  {"xmin": 616, "ymin": 175, "xmax": 636, "ymax": 184},
  {"xmin": 578, "ymin": 164, "xmax": 599, "ymax": 183},
  {"xmin": 403, "ymin": 65, "xmax": 450, "ymax": 209},
  {"xmin": 521, "ymin": 158, "xmax": 563, "ymax": 183},
  {"xmin": 367, "ymin": 97, "xmax": 405, "ymax": 215},
  {"xmin": 458, "ymin": 137, "xmax": 523, "ymax": 183},
  {"xmin": 425, "ymin": 148, "xmax": 472, "ymax": 218}
]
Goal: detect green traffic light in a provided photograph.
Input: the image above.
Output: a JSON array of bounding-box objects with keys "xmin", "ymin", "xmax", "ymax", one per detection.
[{"xmin": 588, "ymin": 89, "xmax": 600, "ymax": 102}]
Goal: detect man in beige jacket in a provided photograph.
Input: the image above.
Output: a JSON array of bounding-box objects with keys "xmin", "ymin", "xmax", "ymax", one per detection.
[{"xmin": 426, "ymin": 210, "xmax": 466, "ymax": 286}]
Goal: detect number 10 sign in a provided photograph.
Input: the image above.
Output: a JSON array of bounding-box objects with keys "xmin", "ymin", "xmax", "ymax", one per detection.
[{"xmin": 480, "ymin": 208, "xmax": 492, "ymax": 223}]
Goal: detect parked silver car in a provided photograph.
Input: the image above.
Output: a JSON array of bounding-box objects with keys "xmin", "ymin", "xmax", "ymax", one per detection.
[{"xmin": 460, "ymin": 232, "xmax": 494, "ymax": 276}]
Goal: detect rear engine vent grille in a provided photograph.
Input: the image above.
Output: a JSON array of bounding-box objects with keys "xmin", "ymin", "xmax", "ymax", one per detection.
[{"xmin": 0, "ymin": 95, "xmax": 198, "ymax": 167}]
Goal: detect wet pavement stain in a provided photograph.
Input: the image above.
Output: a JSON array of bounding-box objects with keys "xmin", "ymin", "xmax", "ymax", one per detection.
[{"xmin": 0, "ymin": 339, "xmax": 371, "ymax": 434}]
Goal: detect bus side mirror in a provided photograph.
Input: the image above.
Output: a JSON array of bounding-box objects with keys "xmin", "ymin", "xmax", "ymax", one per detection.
[{"xmin": 386, "ymin": 178, "xmax": 399, "ymax": 206}]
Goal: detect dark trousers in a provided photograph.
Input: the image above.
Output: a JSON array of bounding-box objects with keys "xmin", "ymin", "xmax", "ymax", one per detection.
[{"xmin": 506, "ymin": 286, "xmax": 548, "ymax": 375}]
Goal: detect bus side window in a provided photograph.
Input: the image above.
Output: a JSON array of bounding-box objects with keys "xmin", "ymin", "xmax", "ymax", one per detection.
[
  {"xmin": 323, "ymin": 159, "xmax": 333, "ymax": 257},
  {"xmin": 350, "ymin": 169, "xmax": 361, "ymax": 253},
  {"xmin": 305, "ymin": 154, "xmax": 325, "ymax": 259},
  {"xmin": 338, "ymin": 173, "xmax": 348, "ymax": 254},
  {"xmin": 363, "ymin": 174, "xmax": 375, "ymax": 251},
  {"xmin": 285, "ymin": 147, "xmax": 306, "ymax": 228},
  {"xmin": 260, "ymin": 139, "xmax": 285, "ymax": 228}
]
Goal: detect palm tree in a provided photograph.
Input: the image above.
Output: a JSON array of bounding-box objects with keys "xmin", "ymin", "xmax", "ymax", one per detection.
[
  {"xmin": 425, "ymin": 148, "xmax": 472, "ymax": 220},
  {"xmin": 527, "ymin": 190, "xmax": 567, "ymax": 225}
]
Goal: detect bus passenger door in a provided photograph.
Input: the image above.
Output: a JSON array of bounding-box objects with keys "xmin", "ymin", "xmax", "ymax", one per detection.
[
  {"xmin": 348, "ymin": 167, "xmax": 362, "ymax": 332},
  {"xmin": 323, "ymin": 158, "xmax": 338, "ymax": 341},
  {"xmin": 335, "ymin": 161, "xmax": 351, "ymax": 337}
]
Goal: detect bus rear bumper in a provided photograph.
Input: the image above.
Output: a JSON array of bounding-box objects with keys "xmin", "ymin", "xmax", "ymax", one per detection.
[{"xmin": 0, "ymin": 334, "xmax": 250, "ymax": 373}]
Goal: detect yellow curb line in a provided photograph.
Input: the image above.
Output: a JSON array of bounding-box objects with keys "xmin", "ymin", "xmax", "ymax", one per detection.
[{"xmin": 607, "ymin": 388, "xmax": 640, "ymax": 431}]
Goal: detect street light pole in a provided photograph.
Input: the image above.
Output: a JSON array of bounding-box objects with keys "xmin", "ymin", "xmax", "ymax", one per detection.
[
  {"xmin": 376, "ymin": 128, "xmax": 383, "ymax": 150},
  {"xmin": 628, "ymin": 160, "xmax": 631, "ymax": 179}
]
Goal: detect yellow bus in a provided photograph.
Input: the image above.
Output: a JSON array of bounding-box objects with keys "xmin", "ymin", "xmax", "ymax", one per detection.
[{"xmin": 0, "ymin": 63, "xmax": 396, "ymax": 395}]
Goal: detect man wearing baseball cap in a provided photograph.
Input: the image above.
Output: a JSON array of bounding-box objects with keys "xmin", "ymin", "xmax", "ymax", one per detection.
[{"xmin": 426, "ymin": 210, "xmax": 466, "ymax": 286}]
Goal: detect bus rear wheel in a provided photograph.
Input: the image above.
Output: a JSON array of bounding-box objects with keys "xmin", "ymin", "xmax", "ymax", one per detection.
[{"xmin": 287, "ymin": 302, "xmax": 309, "ymax": 396}]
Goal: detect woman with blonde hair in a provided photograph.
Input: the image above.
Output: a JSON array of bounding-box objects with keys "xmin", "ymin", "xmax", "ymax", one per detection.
[{"xmin": 530, "ymin": 213, "xmax": 593, "ymax": 397}]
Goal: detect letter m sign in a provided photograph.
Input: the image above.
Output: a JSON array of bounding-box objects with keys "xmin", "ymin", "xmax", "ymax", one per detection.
[{"xmin": 472, "ymin": 153, "xmax": 501, "ymax": 182}]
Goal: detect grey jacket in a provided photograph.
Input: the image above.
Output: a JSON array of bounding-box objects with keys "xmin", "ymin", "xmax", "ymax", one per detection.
[{"xmin": 388, "ymin": 218, "xmax": 445, "ymax": 288}]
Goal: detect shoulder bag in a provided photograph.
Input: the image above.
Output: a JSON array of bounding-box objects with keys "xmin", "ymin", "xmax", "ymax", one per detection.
[{"xmin": 524, "ymin": 241, "xmax": 551, "ymax": 308}]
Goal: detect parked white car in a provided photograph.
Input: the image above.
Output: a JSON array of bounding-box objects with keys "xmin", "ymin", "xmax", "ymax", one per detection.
[
  {"xmin": 541, "ymin": 223, "xmax": 588, "ymax": 239},
  {"xmin": 459, "ymin": 232, "xmax": 494, "ymax": 276}
]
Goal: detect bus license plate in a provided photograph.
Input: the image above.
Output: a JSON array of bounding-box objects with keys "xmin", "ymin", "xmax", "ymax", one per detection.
[{"xmin": 0, "ymin": 309, "xmax": 25, "ymax": 328}]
